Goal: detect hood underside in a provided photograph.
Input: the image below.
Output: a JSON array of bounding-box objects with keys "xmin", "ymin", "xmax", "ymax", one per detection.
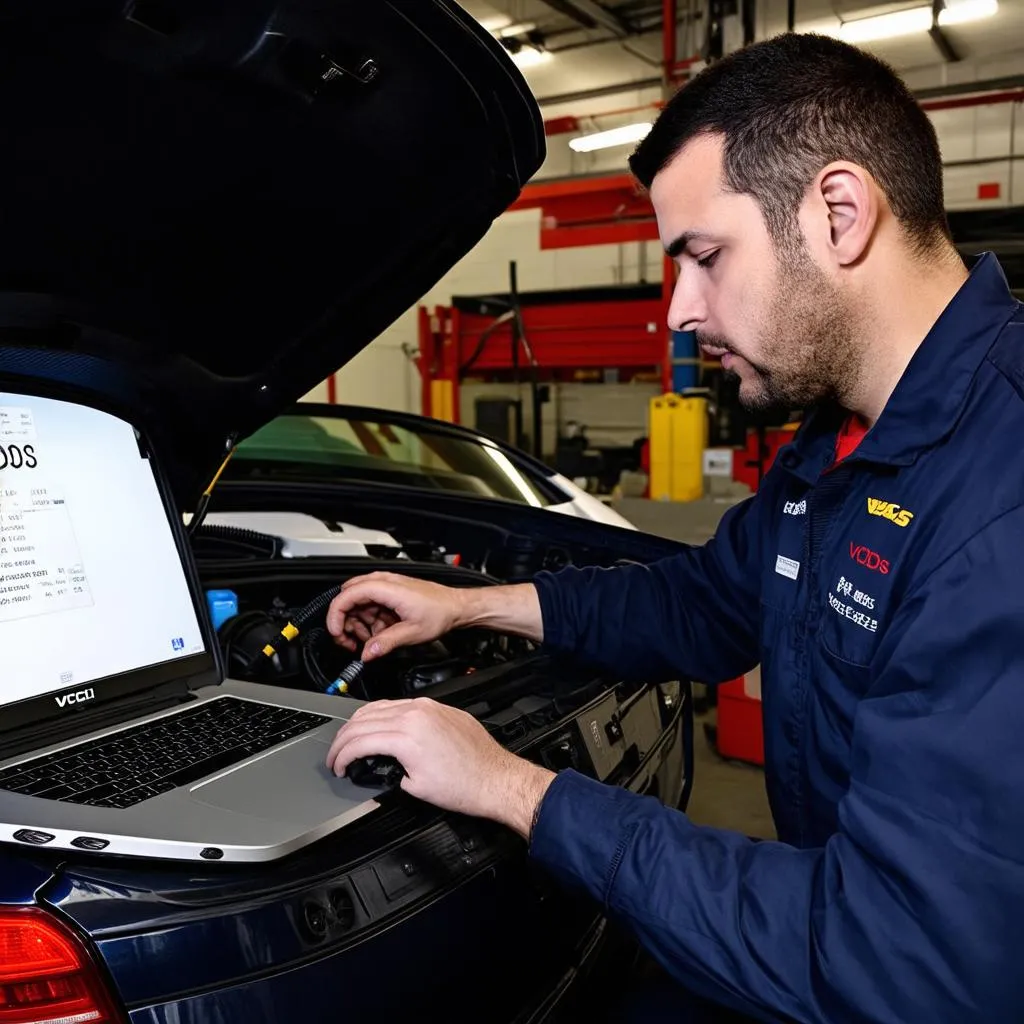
[{"xmin": 0, "ymin": 0, "xmax": 544, "ymax": 501}]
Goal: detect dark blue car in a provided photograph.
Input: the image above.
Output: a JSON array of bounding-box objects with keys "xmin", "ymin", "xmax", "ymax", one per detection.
[{"xmin": 0, "ymin": 3, "xmax": 691, "ymax": 1020}]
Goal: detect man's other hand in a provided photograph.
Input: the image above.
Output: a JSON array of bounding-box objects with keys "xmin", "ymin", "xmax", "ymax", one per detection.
[{"xmin": 325, "ymin": 697, "xmax": 555, "ymax": 838}]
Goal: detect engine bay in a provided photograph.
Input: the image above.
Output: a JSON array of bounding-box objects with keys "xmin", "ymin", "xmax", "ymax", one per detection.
[
  {"xmin": 188, "ymin": 489, "xmax": 692, "ymax": 807},
  {"xmin": 196, "ymin": 535, "xmax": 685, "ymax": 792}
]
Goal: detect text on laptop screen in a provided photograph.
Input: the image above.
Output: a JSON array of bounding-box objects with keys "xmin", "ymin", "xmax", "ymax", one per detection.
[{"xmin": 0, "ymin": 393, "xmax": 205, "ymax": 707}]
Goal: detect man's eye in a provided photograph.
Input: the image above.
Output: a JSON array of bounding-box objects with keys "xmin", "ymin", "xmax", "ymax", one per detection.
[{"xmin": 696, "ymin": 250, "xmax": 720, "ymax": 270}]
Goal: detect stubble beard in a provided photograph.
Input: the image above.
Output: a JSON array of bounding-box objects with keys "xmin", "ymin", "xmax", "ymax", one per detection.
[{"xmin": 702, "ymin": 247, "xmax": 859, "ymax": 416}]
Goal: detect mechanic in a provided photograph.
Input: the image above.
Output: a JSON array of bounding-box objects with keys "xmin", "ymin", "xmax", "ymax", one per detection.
[{"xmin": 325, "ymin": 32, "xmax": 1024, "ymax": 1023}]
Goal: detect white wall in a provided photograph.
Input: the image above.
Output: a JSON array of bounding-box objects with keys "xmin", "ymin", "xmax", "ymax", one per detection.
[
  {"xmin": 320, "ymin": 29, "xmax": 1024, "ymax": 415},
  {"xmin": 326, "ymin": 209, "xmax": 665, "ymax": 415},
  {"xmin": 538, "ymin": 79, "xmax": 1024, "ymax": 211}
]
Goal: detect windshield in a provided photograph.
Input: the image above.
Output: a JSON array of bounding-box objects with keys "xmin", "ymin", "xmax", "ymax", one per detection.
[{"xmin": 229, "ymin": 413, "xmax": 556, "ymax": 507}]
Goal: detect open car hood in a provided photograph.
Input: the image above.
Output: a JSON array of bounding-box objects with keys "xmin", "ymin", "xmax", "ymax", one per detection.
[{"xmin": 0, "ymin": 0, "xmax": 544, "ymax": 503}]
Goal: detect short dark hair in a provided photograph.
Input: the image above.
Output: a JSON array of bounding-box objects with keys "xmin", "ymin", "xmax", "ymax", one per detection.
[{"xmin": 630, "ymin": 33, "xmax": 951, "ymax": 254}]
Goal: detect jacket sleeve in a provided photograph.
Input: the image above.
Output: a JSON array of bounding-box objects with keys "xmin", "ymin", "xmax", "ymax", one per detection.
[
  {"xmin": 532, "ymin": 473, "xmax": 781, "ymax": 685},
  {"xmin": 529, "ymin": 506, "xmax": 1024, "ymax": 1024}
]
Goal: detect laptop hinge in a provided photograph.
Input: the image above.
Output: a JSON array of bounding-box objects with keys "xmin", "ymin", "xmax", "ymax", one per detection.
[{"xmin": 0, "ymin": 681, "xmax": 194, "ymax": 763}]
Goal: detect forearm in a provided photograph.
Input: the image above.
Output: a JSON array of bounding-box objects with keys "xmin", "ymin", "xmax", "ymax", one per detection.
[
  {"xmin": 455, "ymin": 582, "xmax": 544, "ymax": 643},
  {"xmin": 529, "ymin": 768, "xmax": 1019, "ymax": 1023},
  {"xmin": 535, "ymin": 556, "xmax": 760, "ymax": 684}
]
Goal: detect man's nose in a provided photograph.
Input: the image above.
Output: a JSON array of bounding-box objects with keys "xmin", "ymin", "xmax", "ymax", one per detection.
[{"xmin": 667, "ymin": 268, "xmax": 707, "ymax": 333}]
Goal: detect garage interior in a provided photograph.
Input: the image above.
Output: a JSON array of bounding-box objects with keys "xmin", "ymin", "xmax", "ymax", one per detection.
[
  {"xmin": 315, "ymin": 0, "xmax": 1024, "ymax": 842},
  {"xmin": 2, "ymin": 1, "xmax": 1022, "ymax": 1021}
]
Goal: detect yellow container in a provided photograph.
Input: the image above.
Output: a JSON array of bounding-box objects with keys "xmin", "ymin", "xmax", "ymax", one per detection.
[
  {"xmin": 430, "ymin": 380, "xmax": 455, "ymax": 423},
  {"xmin": 648, "ymin": 393, "xmax": 708, "ymax": 502}
]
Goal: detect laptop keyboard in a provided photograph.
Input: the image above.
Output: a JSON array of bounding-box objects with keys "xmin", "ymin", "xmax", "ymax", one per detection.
[{"xmin": 0, "ymin": 697, "xmax": 330, "ymax": 809}]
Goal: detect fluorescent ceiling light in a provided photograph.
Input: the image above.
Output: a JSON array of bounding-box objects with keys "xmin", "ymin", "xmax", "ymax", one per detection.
[
  {"xmin": 838, "ymin": 0, "xmax": 997, "ymax": 43},
  {"xmin": 496, "ymin": 20, "xmax": 538, "ymax": 37},
  {"xmin": 839, "ymin": 5, "xmax": 931, "ymax": 41},
  {"xmin": 569, "ymin": 121, "xmax": 653, "ymax": 153},
  {"xmin": 509, "ymin": 46, "xmax": 551, "ymax": 68},
  {"xmin": 479, "ymin": 16, "xmax": 538, "ymax": 36},
  {"xmin": 479, "ymin": 15, "xmax": 510, "ymax": 31},
  {"xmin": 939, "ymin": 0, "xmax": 998, "ymax": 24}
]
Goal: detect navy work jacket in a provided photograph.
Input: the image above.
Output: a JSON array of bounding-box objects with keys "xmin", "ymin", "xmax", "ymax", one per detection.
[{"xmin": 531, "ymin": 254, "xmax": 1024, "ymax": 1022}]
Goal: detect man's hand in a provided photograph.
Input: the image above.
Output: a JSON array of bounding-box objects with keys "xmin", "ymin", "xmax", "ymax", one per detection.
[
  {"xmin": 326, "ymin": 573, "xmax": 467, "ymax": 661},
  {"xmin": 325, "ymin": 698, "xmax": 555, "ymax": 838},
  {"xmin": 326, "ymin": 573, "xmax": 545, "ymax": 661}
]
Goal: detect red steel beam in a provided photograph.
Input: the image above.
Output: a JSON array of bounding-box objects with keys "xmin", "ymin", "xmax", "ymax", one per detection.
[
  {"xmin": 919, "ymin": 88, "xmax": 1024, "ymax": 112},
  {"xmin": 511, "ymin": 174, "xmax": 640, "ymax": 204},
  {"xmin": 541, "ymin": 221, "xmax": 660, "ymax": 248},
  {"xmin": 453, "ymin": 298, "xmax": 667, "ymax": 373},
  {"xmin": 510, "ymin": 174, "xmax": 658, "ymax": 250},
  {"xmin": 544, "ymin": 115, "xmax": 580, "ymax": 136}
]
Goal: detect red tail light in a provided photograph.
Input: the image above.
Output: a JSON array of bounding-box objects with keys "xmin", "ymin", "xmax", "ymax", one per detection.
[{"xmin": 0, "ymin": 907, "xmax": 124, "ymax": 1024}]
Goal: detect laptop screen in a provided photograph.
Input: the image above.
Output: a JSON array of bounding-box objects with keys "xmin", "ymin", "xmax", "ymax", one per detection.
[{"xmin": 0, "ymin": 392, "xmax": 207, "ymax": 714}]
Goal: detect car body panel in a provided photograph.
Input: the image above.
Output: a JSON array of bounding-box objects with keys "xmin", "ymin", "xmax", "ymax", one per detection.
[{"xmin": 226, "ymin": 403, "xmax": 637, "ymax": 532}]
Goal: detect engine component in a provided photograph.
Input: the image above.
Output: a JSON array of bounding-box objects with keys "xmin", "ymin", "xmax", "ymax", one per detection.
[
  {"xmin": 191, "ymin": 524, "xmax": 283, "ymax": 559},
  {"xmin": 201, "ymin": 511, "xmax": 403, "ymax": 558},
  {"xmin": 401, "ymin": 658, "xmax": 467, "ymax": 693},
  {"xmin": 326, "ymin": 660, "xmax": 366, "ymax": 696},
  {"xmin": 539, "ymin": 692, "xmax": 624, "ymax": 782},
  {"xmin": 218, "ymin": 611, "xmax": 299, "ymax": 682},
  {"xmin": 206, "ymin": 588, "xmax": 239, "ymax": 630}
]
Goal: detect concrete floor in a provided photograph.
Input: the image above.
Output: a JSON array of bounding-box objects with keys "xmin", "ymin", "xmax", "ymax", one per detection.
[
  {"xmin": 611, "ymin": 495, "xmax": 776, "ymax": 840},
  {"xmin": 688, "ymin": 708, "xmax": 776, "ymax": 839}
]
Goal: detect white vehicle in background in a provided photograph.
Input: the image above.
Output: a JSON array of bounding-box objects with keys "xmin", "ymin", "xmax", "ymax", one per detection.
[{"xmin": 216, "ymin": 402, "xmax": 637, "ymax": 538}]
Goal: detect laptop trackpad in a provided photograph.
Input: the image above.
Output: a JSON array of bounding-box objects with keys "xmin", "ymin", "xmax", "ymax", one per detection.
[{"xmin": 190, "ymin": 738, "xmax": 372, "ymax": 826}]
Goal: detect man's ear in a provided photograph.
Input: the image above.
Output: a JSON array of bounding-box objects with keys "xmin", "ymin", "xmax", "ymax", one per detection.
[{"xmin": 811, "ymin": 162, "xmax": 878, "ymax": 266}]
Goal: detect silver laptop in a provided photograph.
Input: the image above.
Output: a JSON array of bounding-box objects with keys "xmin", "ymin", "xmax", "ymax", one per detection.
[{"xmin": 0, "ymin": 388, "xmax": 383, "ymax": 863}]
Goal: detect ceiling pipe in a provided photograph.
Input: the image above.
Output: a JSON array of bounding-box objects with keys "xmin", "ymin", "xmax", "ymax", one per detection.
[
  {"xmin": 537, "ymin": 76, "xmax": 663, "ymax": 107},
  {"xmin": 915, "ymin": 74, "xmax": 1024, "ymax": 100},
  {"xmin": 538, "ymin": 74, "xmax": 1024, "ymax": 115},
  {"xmin": 537, "ymin": 0, "xmax": 633, "ymax": 36}
]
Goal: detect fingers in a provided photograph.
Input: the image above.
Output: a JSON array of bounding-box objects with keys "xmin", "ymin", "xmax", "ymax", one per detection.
[
  {"xmin": 348, "ymin": 618, "xmax": 372, "ymax": 644},
  {"xmin": 334, "ymin": 633, "xmax": 358, "ymax": 653},
  {"xmin": 326, "ymin": 578, "xmax": 396, "ymax": 635},
  {"xmin": 328, "ymin": 730, "xmax": 411, "ymax": 779},
  {"xmin": 360, "ymin": 621, "xmax": 424, "ymax": 661},
  {"xmin": 325, "ymin": 699, "xmax": 422, "ymax": 769}
]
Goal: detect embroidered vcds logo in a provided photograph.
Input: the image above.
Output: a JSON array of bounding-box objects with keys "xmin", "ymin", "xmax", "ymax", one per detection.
[{"xmin": 867, "ymin": 498, "xmax": 913, "ymax": 528}]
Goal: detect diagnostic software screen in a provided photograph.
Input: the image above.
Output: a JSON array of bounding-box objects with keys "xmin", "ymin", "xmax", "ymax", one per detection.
[{"xmin": 0, "ymin": 393, "xmax": 205, "ymax": 707}]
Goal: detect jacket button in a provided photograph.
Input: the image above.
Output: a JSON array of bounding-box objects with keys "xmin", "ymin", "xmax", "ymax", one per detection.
[{"xmin": 780, "ymin": 451, "xmax": 799, "ymax": 468}]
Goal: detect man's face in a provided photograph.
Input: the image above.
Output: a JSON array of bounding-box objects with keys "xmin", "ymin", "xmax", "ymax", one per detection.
[{"xmin": 650, "ymin": 134, "xmax": 855, "ymax": 413}]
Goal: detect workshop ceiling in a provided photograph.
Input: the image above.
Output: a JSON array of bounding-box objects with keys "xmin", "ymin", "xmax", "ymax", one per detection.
[{"xmin": 462, "ymin": 0, "xmax": 1024, "ymax": 103}]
